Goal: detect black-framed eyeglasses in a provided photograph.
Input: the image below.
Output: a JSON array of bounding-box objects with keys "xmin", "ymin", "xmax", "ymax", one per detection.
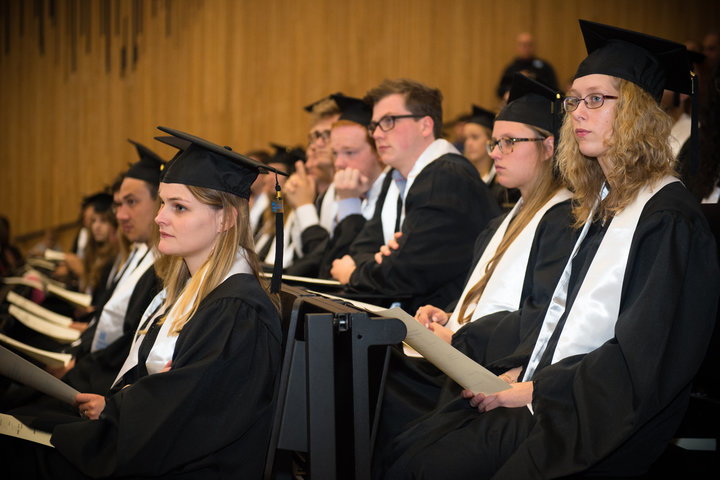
[
  {"xmin": 367, "ymin": 114, "xmax": 424, "ymax": 135},
  {"xmin": 486, "ymin": 137, "xmax": 545, "ymax": 155},
  {"xmin": 562, "ymin": 93, "xmax": 618, "ymax": 112},
  {"xmin": 308, "ymin": 129, "xmax": 331, "ymax": 145}
]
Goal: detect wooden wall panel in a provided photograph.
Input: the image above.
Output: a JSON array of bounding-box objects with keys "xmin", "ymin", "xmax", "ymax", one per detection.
[{"xmin": 1, "ymin": 0, "xmax": 718, "ymax": 250}]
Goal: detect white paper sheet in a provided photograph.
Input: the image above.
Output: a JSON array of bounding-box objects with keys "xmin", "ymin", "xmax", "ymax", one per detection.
[
  {"xmin": 46, "ymin": 283, "xmax": 92, "ymax": 308},
  {"xmin": 0, "ymin": 345, "xmax": 79, "ymax": 405},
  {"xmin": 6, "ymin": 291, "xmax": 73, "ymax": 327},
  {"xmin": 0, "ymin": 333, "xmax": 73, "ymax": 368},
  {"xmin": 8, "ymin": 305, "xmax": 81, "ymax": 343},
  {"xmin": 0, "ymin": 414, "xmax": 53, "ymax": 447}
]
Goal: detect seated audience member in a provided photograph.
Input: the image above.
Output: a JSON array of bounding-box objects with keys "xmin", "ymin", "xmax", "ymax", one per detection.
[
  {"xmin": 378, "ymin": 21, "xmax": 720, "ymax": 479},
  {"xmin": 257, "ymin": 144, "xmax": 304, "ymax": 266},
  {"xmin": 245, "ymin": 149, "xmax": 272, "ymax": 238},
  {"xmin": 376, "ymin": 73, "xmax": 576, "ymax": 453},
  {"xmin": 282, "ymin": 95, "xmax": 342, "ymax": 264},
  {"xmin": 463, "ymin": 104, "xmax": 520, "ymax": 209},
  {"xmin": 287, "ymin": 93, "xmax": 389, "ymax": 278},
  {"xmin": 2, "ymin": 127, "xmax": 284, "ymax": 479},
  {"xmin": 331, "ymin": 79, "xmax": 501, "ymax": 311}
]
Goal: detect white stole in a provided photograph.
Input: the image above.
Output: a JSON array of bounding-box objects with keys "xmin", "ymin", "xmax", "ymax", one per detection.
[
  {"xmin": 90, "ymin": 243, "xmax": 156, "ymax": 352},
  {"xmin": 380, "ymin": 139, "xmax": 460, "ymax": 244},
  {"xmin": 446, "ymin": 189, "xmax": 573, "ymax": 332},
  {"xmin": 523, "ymin": 176, "xmax": 678, "ymax": 382},
  {"xmin": 113, "ymin": 250, "xmax": 253, "ymax": 387},
  {"xmin": 319, "ymin": 183, "xmax": 338, "ymax": 235}
]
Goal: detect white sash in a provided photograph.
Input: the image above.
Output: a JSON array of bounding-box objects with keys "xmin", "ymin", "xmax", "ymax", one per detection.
[
  {"xmin": 523, "ymin": 176, "xmax": 678, "ymax": 382},
  {"xmin": 90, "ymin": 244, "xmax": 156, "ymax": 352},
  {"xmin": 446, "ymin": 189, "xmax": 573, "ymax": 332},
  {"xmin": 113, "ymin": 250, "xmax": 253, "ymax": 386},
  {"xmin": 380, "ymin": 140, "xmax": 459, "ymax": 244},
  {"xmin": 319, "ymin": 183, "xmax": 338, "ymax": 234}
]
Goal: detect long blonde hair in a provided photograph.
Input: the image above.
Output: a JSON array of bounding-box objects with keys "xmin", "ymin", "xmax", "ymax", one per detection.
[
  {"xmin": 457, "ymin": 126, "xmax": 563, "ymax": 324},
  {"xmin": 556, "ymin": 78, "xmax": 675, "ymax": 227},
  {"xmin": 155, "ymin": 185, "xmax": 279, "ymax": 335}
]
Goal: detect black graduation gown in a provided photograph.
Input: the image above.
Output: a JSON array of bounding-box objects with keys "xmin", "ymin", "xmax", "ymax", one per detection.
[
  {"xmin": 62, "ymin": 266, "xmax": 163, "ymax": 394},
  {"xmin": 379, "ymin": 183, "xmax": 720, "ymax": 479},
  {"xmin": 3, "ymin": 273, "xmax": 282, "ymax": 479},
  {"xmin": 374, "ymin": 200, "xmax": 576, "ymax": 459},
  {"xmin": 288, "ymin": 173, "xmax": 394, "ymax": 279},
  {"xmin": 348, "ymin": 154, "xmax": 501, "ymax": 312}
]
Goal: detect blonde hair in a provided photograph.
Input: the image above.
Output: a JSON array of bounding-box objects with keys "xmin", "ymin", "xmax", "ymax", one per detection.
[
  {"xmin": 457, "ymin": 126, "xmax": 562, "ymax": 324},
  {"xmin": 155, "ymin": 185, "xmax": 278, "ymax": 335},
  {"xmin": 556, "ymin": 78, "xmax": 675, "ymax": 227}
]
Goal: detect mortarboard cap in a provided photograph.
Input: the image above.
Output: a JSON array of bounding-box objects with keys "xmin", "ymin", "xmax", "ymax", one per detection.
[
  {"xmin": 497, "ymin": 73, "xmax": 563, "ymax": 139},
  {"xmin": 157, "ymin": 127, "xmax": 288, "ymax": 200},
  {"xmin": 303, "ymin": 92, "xmax": 342, "ymax": 113},
  {"xmin": 466, "ymin": 105, "xmax": 495, "ymax": 130},
  {"xmin": 330, "ymin": 93, "xmax": 373, "ymax": 127},
  {"xmin": 269, "ymin": 143, "xmax": 306, "ymax": 173},
  {"xmin": 84, "ymin": 191, "xmax": 114, "ymax": 212},
  {"xmin": 126, "ymin": 140, "xmax": 166, "ymax": 186},
  {"xmin": 575, "ymin": 20, "xmax": 693, "ymax": 102}
]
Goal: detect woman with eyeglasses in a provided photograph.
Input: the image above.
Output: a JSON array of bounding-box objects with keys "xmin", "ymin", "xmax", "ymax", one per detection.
[
  {"xmin": 374, "ymin": 73, "xmax": 577, "ymax": 462},
  {"xmin": 3, "ymin": 127, "xmax": 285, "ymax": 479},
  {"xmin": 379, "ymin": 21, "xmax": 719, "ymax": 480},
  {"xmin": 462, "ymin": 105, "xmax": 521, "ymax": 210}
]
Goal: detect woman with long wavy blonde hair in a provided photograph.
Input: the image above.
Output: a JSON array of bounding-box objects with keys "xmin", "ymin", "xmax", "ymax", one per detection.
[
  {"xmin": 5, "ymin": 128, "xmax": 286, "ymax": 479},
  {"xmin": 379, "ymin": 21, "xmax": 719, "ymax": 480}
]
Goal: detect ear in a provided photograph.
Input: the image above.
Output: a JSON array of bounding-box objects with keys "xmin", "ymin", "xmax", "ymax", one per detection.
[
  {"xmin": 217, "ymin": 206, "xmax": 237, "ymax": 233},
  {"xmin": 542, "ymin": 135, "xmax": 555, "ymax": 160},
  {"xmin": 420, "ymin": 116, "xmax": 435, "ymax": 138}
]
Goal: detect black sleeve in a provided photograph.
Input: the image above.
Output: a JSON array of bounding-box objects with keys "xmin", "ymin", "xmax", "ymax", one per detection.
[{"xmin": 349, "ymin": 155, "xmax": 501, "ymax": 312}]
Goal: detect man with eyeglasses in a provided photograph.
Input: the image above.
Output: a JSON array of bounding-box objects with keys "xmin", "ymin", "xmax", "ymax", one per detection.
[
  {"xmin": 283, "ymin": 95, "xmax": 342, "ymax": 265},
  {"xmin": 331, "ymin": 79, "xmax": 500, "ymax": 312},
  {"xmin": 59, "ymin": 140, "xmax": 164, "ymax": 393}
]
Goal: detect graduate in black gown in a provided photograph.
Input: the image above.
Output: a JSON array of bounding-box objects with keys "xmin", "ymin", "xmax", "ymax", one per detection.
[
  {"xmin": 374, "ymin": 74, "xmax": 577, "ymax": 456},
  {"xmin": 379, "ymin": 21, "xmax": 720, "ymax": 479},
  {"xmin": 2, "ymin": 127, "xmax": 287, "ymax": 478}
]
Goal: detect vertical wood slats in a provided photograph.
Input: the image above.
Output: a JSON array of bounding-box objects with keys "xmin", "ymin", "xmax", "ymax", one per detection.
[{"xmin": 0, "ymin": 0, "xmax": 718, "ymax": 246}]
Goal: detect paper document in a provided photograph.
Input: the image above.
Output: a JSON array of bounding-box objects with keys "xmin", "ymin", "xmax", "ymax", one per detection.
[
  {"xmin": 44, "ymin": 249, "xmax": 67, "ymax": 262},
  {"xmin": 46, "ymin": 283, "xmax": 92, "ymax": 308},
  {"xmin": 6, "ymin": 291, "xmax": 74, "ymax": 327},
  {"xmin": 26, "ymin": 257, "xmax": 57, "ymax": 271},
  {"xmin": 262, "ymin": 272, "xmax": 342, "ymax": 286},
  {"xmin": 306, "ymin": 290, "xmax": 509, "ymax": 395},
  {"xmin": 8, "ymin": 305, "xmax": 81, "ymax": 343},
  {"xmin": 0, "ymin": 333, "xmax": 73, "ymax": 368},
  {"xmin": 0, "ymin": 414, "xmax": 53, "ymax": 447},
  {"xmin": 0, "ymin": 345, "xmax": 79, "ymax": 405},
  {"xmin": 2, "ymin": 276, "xmax": 45, "ymax": 291},
  {"xmin": 378, "ymin": 307, "xmax": 510, "ymax": 395}
]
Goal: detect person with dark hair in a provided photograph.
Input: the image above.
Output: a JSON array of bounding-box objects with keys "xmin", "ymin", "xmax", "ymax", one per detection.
[
  {"xmin": 378, "ymin": 20, "xmax": 719, "ymax": 479},
  {"xmin": 331, "ymin": 79, "xmax": 500, "ymax": 311}
]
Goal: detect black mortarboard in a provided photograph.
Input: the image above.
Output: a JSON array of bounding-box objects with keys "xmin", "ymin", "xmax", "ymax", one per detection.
[
  {"xmin": 84, "ymin": 191, "xmax": 114, "ymax": 213},
  {"xmin": 575, "ymin": 20, "xmax": 693, "ymax": 102},
  {"xmin": 303, "ymin": 92, "xmax": 342, "ymax": 113},
  {"xmin": 157, "ymin": 126, "xmax": 289, "ymax": 292},
  {"xmin": 126, "ymin": 139, "xmax": 166, "ymax": 186},
  {"xmin": 466, "ymin": 105, "xmax": 495, "ymax": 130},
  {"xmin": 153, "ymin": 135, "xmax": 192, "ymax": 174},
  {"xmin": 157, "ymin": 127, "xmax": 288, "ymax": 199},
  {"xmin": 330, "ymin": 93, "xmax": 373, "ymax": 127},
  {"xmin": 497, "ymin": 73, "xmax": 563, "ymax": 139},
  {"xmin": 269, "ymin": 143, "xmax": 306, "ymax": 174}
]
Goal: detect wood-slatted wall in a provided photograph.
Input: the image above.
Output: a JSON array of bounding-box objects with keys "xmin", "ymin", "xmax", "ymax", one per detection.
[{"xmin": 1, "ymin": 0, "xmax": 718, "ymax": 249}]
